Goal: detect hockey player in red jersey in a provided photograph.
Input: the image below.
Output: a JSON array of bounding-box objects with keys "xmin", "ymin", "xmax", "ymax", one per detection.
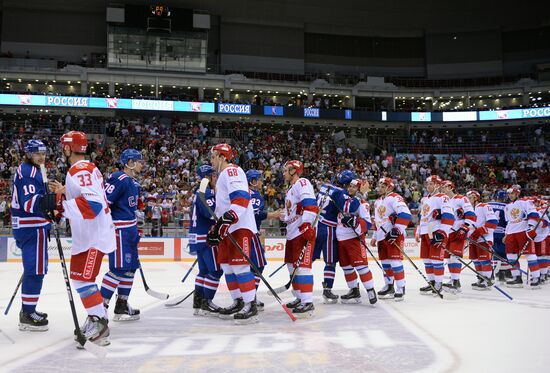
[
  {"xmin": 441, "ymin": 180, "xmax": 476, "ymax": 292},
  {"xmin": 49, "ymin": 131, "xmax": 116, "ymax": 346},
  {"xmin": 279, "ymin": 160, "xmax": 319, "ymax": 318},
  {"xmin": 207, "ymin": 143, "xmax": 259, "ymax": 323}
]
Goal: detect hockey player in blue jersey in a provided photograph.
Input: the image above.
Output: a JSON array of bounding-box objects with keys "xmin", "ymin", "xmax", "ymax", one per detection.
[
  {"xmin": 100, "ymin": 149, "xmax": 144, "ymax": 321},
  {"xmin": 191, "ymin": 165, "xmax": 224, "ymax": 316},
  {"xmin": 11, "ymin": 140, "xmax": 57, "ymax": 331},
  {"xmin": 313, "ymin": 170, "xmax": 359, "ymax": 303},
  {"xmin": 488, "ymin": 189, "xmax": 510, "ymax": 282}
]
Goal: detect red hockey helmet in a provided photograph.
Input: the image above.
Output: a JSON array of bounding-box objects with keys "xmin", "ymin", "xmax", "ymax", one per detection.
[
  {"xmin": 211, "ymin": 143, "xmax": 233, "ymax": 161},
  {"xmin": 425, "ymin": 175, "xmax": 443, "ymax": 185},
  {"xmin": 378, "ymin": 177, "xmax": 395, "ymax": 190},
  {"xmin": 442, "ymin": 180, "xmax": 455, "ymax": 190},
  {"xmin": 60, "ymin": 131, "xmax": 88, "ymax": 153},
  {"xmin": 507, "ymin": 184, "xmax": 521, "ymax": 195},
  {"xmin": 284, "ymin": 160, "xmax": 304, "ymax": 176}
]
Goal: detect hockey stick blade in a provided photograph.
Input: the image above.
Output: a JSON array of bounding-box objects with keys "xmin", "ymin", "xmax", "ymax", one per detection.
[
  {"xmin": 268, "ymin": 281, "xmax": 292, "ymax": 295},
  {"xmin": 139, "ymin": 267, "xmax": 169, "ymax": 300},
  {"xmin": 165, "ymin": 290, "xmax": 194, "ymax": 307}
]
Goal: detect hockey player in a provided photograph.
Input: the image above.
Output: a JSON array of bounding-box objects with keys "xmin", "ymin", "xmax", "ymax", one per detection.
[
  {"xmin": 441, "ymin": 180, "xmax": 476, "ymax": 292},
  {"xmin": 503, "ymin": 185, "xmax": 540, "ymax": 288},
  {"xmin": 532, "ymin": 198, "xmax": 549, "ymax": 284},
  {"xmin": 417, "ymin": 175, "xmax": 455, "ymax": 295},
  {"xmin": 488, "ymin": 190, "xmax": 510, "ymax": 282},
  {"xmin": 207, "ymin": 143, "xmax": 259, "ymax": 323},
  {"xmin": 337, "ymin": 179, "xmax": 378, "ymax": 305},
  {"xmin": 279, "ymin": 160, "xmax": 319, "ymax": 317},
  {"xmin": 246, "ymin": 169, "xmax": 281, "ymax": 310},
  {"xmin": 190, "ymin": 165, "xmax": 223, "ymax": 316},
  {"xmin": 466, "ymin": 190, "xmax": 498, "ymax": 290},
  {"xmin": 11, "ymin": 140, "xmax": 56, "ymax": 331},
  {"xmin": 371, "ymin": 177, "xmax": 412, "ymax": 301},
  {"xmin": 100, "ymin": 149, "xmax": 144, "ymax": 321},
  {"xmin": 313, "ymin": 170, "xmax": 356, "ymax": 304},
  {"xmin": 49, "ymin": 131, "xmax": 115, "ymax": 346}
]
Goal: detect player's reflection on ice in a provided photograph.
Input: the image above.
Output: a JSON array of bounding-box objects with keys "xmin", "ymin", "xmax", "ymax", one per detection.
[{"xmin": 9, "ymin": 296, "xmax": 442, "ymax": 373}]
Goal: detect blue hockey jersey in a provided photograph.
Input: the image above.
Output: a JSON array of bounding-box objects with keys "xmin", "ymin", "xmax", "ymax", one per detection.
[
  {"xmin": 317, "ymin": 183, "xmax": 359, "ymax": 227},
  {"xmin": 105, "ymin": 171, "xmax": 141, "ymax": 228},
  {"xmin": 488, "ymin": 201, "xmax": 507, "ymax": 235},
  {"xmin": 11, "ymin": 162, "xmax": 51, "ymax": 230},
  {"xmin": 250, "ymin": 188, "xmax": 268, "ymax": 231},
  {"xmin": 189, "ymin": 187, "xmax": 216, "ymax": 246}
]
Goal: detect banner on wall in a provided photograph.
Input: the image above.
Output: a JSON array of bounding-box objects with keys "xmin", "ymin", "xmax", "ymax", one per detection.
[{"xmin": 3, "ymin": 237, "xmax": 425, "ymax": 262}]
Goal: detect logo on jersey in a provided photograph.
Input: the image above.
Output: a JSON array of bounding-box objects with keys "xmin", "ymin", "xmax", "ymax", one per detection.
[
  {"xmin": 377, "ymin": 205, "xmax": 387, "ymax": 218},
  {"xmin": 510, "ymin": 208, "xmax": 521, "ymax": 220},
  {"xmin": 286, "ymin": 200, "xmax": 292, "ymax": 215},
  {"xmin": 422, "ymin": 204, "xmax": 430, "ymax": 217}
]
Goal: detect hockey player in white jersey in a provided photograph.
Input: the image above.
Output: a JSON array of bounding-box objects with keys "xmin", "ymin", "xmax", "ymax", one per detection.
[
  {"xmin": 532, "ymin": 197, "xmax": 548, "ymax": 284},
  {"xmin": 417, "ymin": 175, "xmax": 455, "ymax": 295},
  {"xmin": 207, "ymin": 143, "xmax": 259, "ymax": 323},
  {"xmin": 337, "ymin": 179, "xmax": 377, "ymax": 305},
  {"xmin": 503, "ymin": 185, "xmax": 540, "ymax": 288},
  {"xmin": 466, "ymin": 190, "xmax": 498, "ymax": 290},
  {"xmin": 49, "ymin": 131, "xmax": 116, "ymax": 346},
  {"xmin": 441, "ymin": 180, "xmax": 477, "ymax": 292},
  {"xmin": 279, "ymin": 160, "xmax": 319, "ymax": 318},
  {"xmin": 371, "ymin": 177, "xmax": 412, "ymax": 301}
]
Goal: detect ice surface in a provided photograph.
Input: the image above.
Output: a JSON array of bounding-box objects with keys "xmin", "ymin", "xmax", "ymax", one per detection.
[{"xmin": 1, "ymin": 260, "xmax": 549, "ymax": 373}]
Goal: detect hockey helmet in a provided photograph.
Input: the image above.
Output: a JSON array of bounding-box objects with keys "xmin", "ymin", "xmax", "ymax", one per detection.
[
  {"xmin": 24, "ymin": 139, "xmax": 47, "ymax": 154},
  {"xmin": 60, "ymin": 131, "xmax": 88, "ymax": 153},
  {"xmin": 197, "ymin": 165, "xmax": 214, "ymax": 178},
  {"xmin": 284, "ymin": 160, "xmax": 304, "ymax": 176},
  {"xmin": 246, "ymin": 169, "xmax": 262, "ymax": 183},
  {"xmin": 211, "ymin": 143, "xmax": 233, "ymax": 161},
  {"xmin": 120, "ymin": 148, "xmax": 143, "ymax": 166}
]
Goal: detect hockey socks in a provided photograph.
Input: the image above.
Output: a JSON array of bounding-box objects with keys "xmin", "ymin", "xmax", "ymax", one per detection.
[
  {"xmin": 342, "ymin": 266, "xmax": 359, "ymax": 288},
  {"xmin": 254, "ymin": 266, "xmax": 265, "ymax": 290},
  {"xmin": 391, "ymin": 261, "xmax": 406, "ymax": 290},
  {"xmin": 323, "ymin": 264, "xmax": 336, "ymax": 289},
  {"xmin": 21, "ymin": 274, "xmax": 44, "ymax": 314},
  {"xmin": 356, "ymin": 266, "xmax": 374, "ymax": 289},
  {"xmin": 202, "ymin": 272, "xmax": 222, "ymax": 300},
  {"xmin": 424, "ymin": 260, "xmax": 434, "ymax": 281},
  {"xmin": 381, "ymin": 260, "xmax": 395, "ymax": 285},
  {"xmin": 432, "ymin": 260, "xmax": 445, "ymax": 284},
  {"xmin": 101, "ymin": 270, "xmax": 135, "ymax": 304},
  {"xmin": 447, "ymin": 256, "xmax": 462, "ymax": 280},
  {"xmin": 74, "ymin": 281, "xmax": 107, "ymax": 319},
  {"xmin": 224, "ymin": 272, "xmax": 241, "ymax": 300}
]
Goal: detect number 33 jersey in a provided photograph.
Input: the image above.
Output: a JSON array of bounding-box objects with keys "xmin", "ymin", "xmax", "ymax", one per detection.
[{"xmin": 63, "ymin": 160, "xmax": 116, "ymax": 255}]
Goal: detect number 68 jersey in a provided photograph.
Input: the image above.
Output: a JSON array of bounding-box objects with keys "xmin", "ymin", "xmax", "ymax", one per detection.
[{"xmin": 63, "ymin": 160, "xmax": 116, "ymax": 255}]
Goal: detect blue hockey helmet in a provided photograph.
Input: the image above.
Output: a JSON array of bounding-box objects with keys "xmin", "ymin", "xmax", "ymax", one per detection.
[
  {"xmin": 24, "ymin": 139, "xmax": 47, "ymax": 154},
  {"xmin": 494, "ymin": 189, "xmax": 507, "ymax": 200},
  {"xmin": 246, "ymin": 169, "xmax": 262, "ymax": 183},
  {"xmin": 198, "ymin": 165, "xmax": 214, "ymax": 178},
  {"xmin": 337, "ymin": 170, "xmax": 355, "ymax": 185},
  {"xmin": 120, "ymin": 149, "xmax": 142, "ymax": 166}
]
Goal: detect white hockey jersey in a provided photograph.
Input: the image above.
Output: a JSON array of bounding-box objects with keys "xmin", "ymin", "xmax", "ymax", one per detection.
[
  {"xmin": 336, "ymin": 197, "xmax": 370, "ymax": 241},
  {"xmin": 471, "ymin": 203, "xmax": 498, "ymax": 243},
  {"xmin": 418, "ymin": 193, "xmax": 455, "ymax": 235},
  {"xmin": 282, "ymin": 177, "xmax": 318, "ymax": 240},
  {"xmin": 372, "ymin": 192, "xmax": 412, "ymax": 241},
  {"xmin": 63, "ymin": 160, "xmax": 116, "ymax": 255},
  {"xmin": 534, "ymin": 205, "xmax": 549, "ymax": 243},
  {"xmin": 449, "ymin": 194, "xmax": 477, "ymax": 231},
  {"xmin": 504, "ymin": 198, "xmax": 539, "ymax": 234},
  {"xmin": 214, "ymin": 164, "xmax": 257, "ymax": 234}
]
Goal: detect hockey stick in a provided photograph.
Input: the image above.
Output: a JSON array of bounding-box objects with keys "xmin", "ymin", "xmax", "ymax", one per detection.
[
  {"xmin": 197, "ymin": 178, "xmax": 296, "ymax": 321},
  {"xmin": 440, "ymin": 245, "xmax": 513, "ymax": 301},
  {"xmin": 379, "ymin": 227, "xmax": 446, "ymax": 300},
  {"xmin": 3, "ymin": 274, "xmax": 23, "ymax": 315},
  {"xmin": 41, "ymin": 165, "xmax": 106, "ymax": 357},
  {"xmin": 165, "ymin": 289, "xmax": 194, "ymax": 308},
  {"xmin": 181, "ymin": 259, "xmax": 198, "ymax": 283},
  {"xmin": 138, "ymin": 266, "xmax": 169, "ymax": 300},
  {"xmin": 268, "ymin": 263, "xmax": 286, "ymax": 278},
  {"xmin": 269, "ymin": 186, "xmax": 328, "ymax": 294}
]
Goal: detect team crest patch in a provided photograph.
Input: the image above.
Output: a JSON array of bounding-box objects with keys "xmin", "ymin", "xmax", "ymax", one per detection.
[
  {"xmin": 125, "ymin": 253, "xmax": 132, "ymax": 264},
  {"xmin": 422, "ymin": 204, "xmax": 430, "ymax": 216},
  {"xmin": 510, "ymin": 208, "xmax": 521, "ymax": 220},
  {"xmin": 377, "ymin": 205, "xmax": 387, "ymax": 217}
]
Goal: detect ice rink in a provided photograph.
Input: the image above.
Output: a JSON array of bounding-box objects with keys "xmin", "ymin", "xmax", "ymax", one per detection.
[{"xmin": 1, "ymin": 259, "xmax": 549, "ymax": 373}]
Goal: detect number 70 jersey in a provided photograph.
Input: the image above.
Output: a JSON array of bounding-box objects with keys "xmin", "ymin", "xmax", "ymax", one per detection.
[{"xmin": 63, "ymin": 160, "xmax": 116, "ymax": 255}]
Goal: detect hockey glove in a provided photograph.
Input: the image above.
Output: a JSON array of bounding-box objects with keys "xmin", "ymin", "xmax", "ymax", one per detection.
[
  {"xmin": 385, "ymin": 227, "xmax": 402, "ymax": 244},
  {"xmin": 455, "ymin": 208, "xmax": 464, "ymax": 220},
  {"xmin": 470, "ymin": 226, "xmax": 487, "ymax": 241},
  {"xmin": 526, "ymin": 228, "xmax": 537, "ymax": 241},
  {"xmin": 341, "ymin": 215, "xmax": 359, "ymax": 229},
  {"xmin": 299, "ymin": 222, "xmax": 316, "ymax": 242},
  {"xmin": 455, "ymin": 224, "xmax": 469, "ymax": 239},
  {"xmin": 39, "ymin": 193, "xmax": 58, "ymax": 214},
  {"xmin": 207, "ymin": 210, "xmax": 238, "ymax": 246},
  {"xmin": 430, "ymin": 230, "xmax": 447, "ymax": 246},
  {"xmin": 388, "ymin": 213, "xmax": 397, "ymax": 225},
  {"xmin": 431, "ymin": 209, "xmax": 442, "ymax": 220}
]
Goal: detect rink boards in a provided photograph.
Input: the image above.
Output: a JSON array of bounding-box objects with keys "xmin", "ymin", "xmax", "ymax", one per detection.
[{"xmin": 0, "ymin": 236, "xmax": 427, "ymax": 262}]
